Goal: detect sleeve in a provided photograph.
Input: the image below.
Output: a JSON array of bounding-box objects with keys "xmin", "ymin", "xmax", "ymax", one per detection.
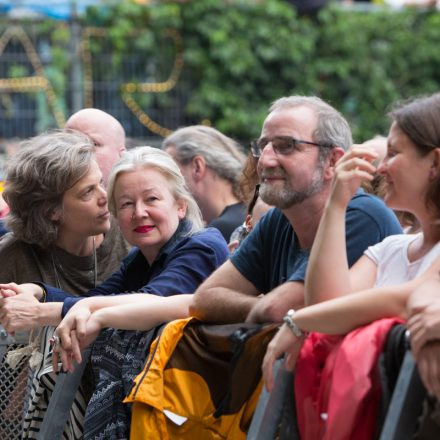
[
  {"xmin": 363, "ymin": 235, "xmax": 402, "ymax": 266},
  {"xmin": 57, "ymin": 229, "xmax": 228, "ymax": 316},
  {"xmin": 286, "ymin": 254, "xmax": 308, "ymax": 283},
  {"xmin": 344, "ymin": 201, "xmax": 402, "ymax": 267},
  {"xmin": 45, "ymin": 250, "xmax": 135, "ymax": 316},
  {"xmin": 131, "ymin": 228, "xmax": 229, "ymax": 296}
]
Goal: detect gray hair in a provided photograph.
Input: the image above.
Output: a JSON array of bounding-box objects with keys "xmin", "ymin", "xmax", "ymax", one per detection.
[
  {"xmin": 107, "ymin": 146, "xmax": 203, "ymax": 235},
  {"xmin": 4, "ymin": 130, "xmax": 95, "ymax": 247},
  {"xmin": 162, "ymin": 125, "xmax": 246, "ymax": 200},
  {"xmin": 270, "ymin": 96, "xmax": 353, "ymax": 158}
]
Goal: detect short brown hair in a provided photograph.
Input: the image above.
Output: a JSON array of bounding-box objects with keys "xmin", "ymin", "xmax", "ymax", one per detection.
[{"xmin": 4, "ymin": 130, "xmax": 95, "ymax": 247}]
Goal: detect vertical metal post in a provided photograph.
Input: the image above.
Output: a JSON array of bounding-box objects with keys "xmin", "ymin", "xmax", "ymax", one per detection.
[{"xmin": 69, "ymin": 0, "xmax": 83, "ymax": 113}]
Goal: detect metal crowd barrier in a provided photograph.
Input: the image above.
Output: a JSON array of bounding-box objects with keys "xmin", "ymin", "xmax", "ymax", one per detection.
[
  {"xmin": 379, "ymin": 350, "xmax": 427, "ymax": 440},
  {"xmin": 247, "ymin": 359, "xmax": 299, "ymax": 440},
  {"xmin": 0, "ymin": 326, "xmax": 30, "ymax": 440}
]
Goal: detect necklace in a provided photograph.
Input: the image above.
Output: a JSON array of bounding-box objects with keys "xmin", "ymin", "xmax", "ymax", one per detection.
[{"xmin": 51, "ymin": 236, "xmax": 98, "ymax": 290}]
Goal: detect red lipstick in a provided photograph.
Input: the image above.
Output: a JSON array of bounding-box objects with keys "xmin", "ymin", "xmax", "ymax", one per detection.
[{"xmin": 134, "ymin": 225, "xmax": 155, "ymax": 233}]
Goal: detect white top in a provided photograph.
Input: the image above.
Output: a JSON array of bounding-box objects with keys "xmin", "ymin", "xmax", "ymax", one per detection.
[
  {"xmin": 365, "ymin": 233, "xmax": 440, "ymax": 287},
  {"xmin": 385, "ymin": 0, "xmax": 439, "ymax": 9}
]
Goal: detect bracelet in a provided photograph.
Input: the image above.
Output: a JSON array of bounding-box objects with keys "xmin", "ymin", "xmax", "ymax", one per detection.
[{"xmin": 283, "ymin": 309, "xmax": 304, "ymax": 338}]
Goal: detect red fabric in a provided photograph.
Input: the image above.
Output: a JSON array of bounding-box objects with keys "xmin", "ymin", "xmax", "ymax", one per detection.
[{"xmin": 295, "ymin": 318, "xmax": 404, "ymax": 440}]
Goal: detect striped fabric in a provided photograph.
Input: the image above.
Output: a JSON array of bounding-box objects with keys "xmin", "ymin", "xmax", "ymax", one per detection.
[{"xmin": 22, "ymin": 326, "xmax": 87, "ymax": 439}]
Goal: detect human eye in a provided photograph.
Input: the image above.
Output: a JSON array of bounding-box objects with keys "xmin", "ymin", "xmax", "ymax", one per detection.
[
  {"xmin": 273, "ymin": 137, "xmax": 295, "ymax": 155},
  {"xmin": 118, "ymin": 200, "xmax": 133, "ymax": 210},
  {"xmin": 385, "ymin": 148, "xmax": 397, "ymax": 159},
  {"xmin": 257, "ymin": 138, "xmax": 269, "ymax": 150},
  {"xmin": 80, "ymin": 186, "xmax": 94, "ymax": 199}
]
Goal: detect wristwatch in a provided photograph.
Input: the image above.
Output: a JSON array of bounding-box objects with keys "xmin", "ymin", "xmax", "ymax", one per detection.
[{"xmin": 283, "ymin": 309, "xmax": 304, "ymax": 338}]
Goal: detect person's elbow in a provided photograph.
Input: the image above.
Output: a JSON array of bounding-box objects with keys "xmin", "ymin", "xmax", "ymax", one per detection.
[
  {"xmin": 253, "ymin": 299, "xmax": 289, "ymax": 324},
  {"xmin": 189, "ymin": 284, "xmax": 210, "ymax": 320}
]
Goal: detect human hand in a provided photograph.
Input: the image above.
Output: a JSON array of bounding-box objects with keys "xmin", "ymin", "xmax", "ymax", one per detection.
[
  {"xmin": 0, "ymin": 292, "xmax": 41, "ymax": 334},
  {"xmin": 51, "ymin": 331, "xmax": 80, "ymax": 373},
  {"xmin": 415, "ymin": 341, "xmax": 440, "ymax": 399},
  {"xmin": 52, "ymin": 313, "xmax": 102, "ymax": 373},
  {"xmin": 0, "ymin": 282, "xmax": 44, "ymax": 299},
  {"xmin": 55, "ymin": 302, "xmax": 93, "ymax": 352},
  {"xmin": 330, "ymin": 146, "xmax": 378, "ymax": 209},
  {"xmin": 262, "ymin": 323, "xmax": 304, "ymax": 392},
  {"xmin": 408, "ymin": 300, "xmax": 440, "ymax": 358}
]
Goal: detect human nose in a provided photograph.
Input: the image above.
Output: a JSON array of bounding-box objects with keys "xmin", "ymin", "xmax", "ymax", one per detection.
[
  {"xmin": 376, "ymin": 157, "xmax": 388, "ymax": 175},
  {"xmin": 97, "ymin": 186, "xmax": 108, "ymax": 206},
  {"xmin": 258, "ymin": 141, "xmax": 279, "ymax": 168},
  {"xmin": 132, "ymin": 201, "xmax": 148, "ymax": 219}
]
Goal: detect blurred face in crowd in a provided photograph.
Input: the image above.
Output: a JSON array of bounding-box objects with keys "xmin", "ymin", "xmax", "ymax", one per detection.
[{"xmin": 66, "ymin": 109, "xmax": 126, "ymax": 185}]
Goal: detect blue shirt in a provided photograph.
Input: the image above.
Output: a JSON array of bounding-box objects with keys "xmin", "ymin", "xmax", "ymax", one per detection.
[
  {"xmin": 45, "ymin": 222, "xmax": 229, "ymax": 317},
  {"xmin": 231, "ymin": 190, "xmax": 402, "ymax": 293}
]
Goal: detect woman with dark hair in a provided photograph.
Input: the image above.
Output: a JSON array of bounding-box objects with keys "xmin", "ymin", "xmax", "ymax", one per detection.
[
  {"xmin": 262, "ymin": 93, "xmax": 440, "ymax": 439},
  {"xmin": 0, "ymin": 130, "xmax": 131, "ymax": 439}
]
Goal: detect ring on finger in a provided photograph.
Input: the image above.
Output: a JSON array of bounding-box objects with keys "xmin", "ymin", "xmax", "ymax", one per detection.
[{"xmin": 50, "ymin": 335, "xmax": 61, "ymax": 348}]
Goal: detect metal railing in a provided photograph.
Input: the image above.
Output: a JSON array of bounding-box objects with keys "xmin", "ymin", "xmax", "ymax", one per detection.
[{"xmin": 0, "ymin": 326, "xmax": 30, "ymax": 440}]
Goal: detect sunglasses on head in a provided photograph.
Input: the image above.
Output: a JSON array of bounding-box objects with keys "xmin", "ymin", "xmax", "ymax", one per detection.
[{"xmin": 250, "ymin": 136, "xmax": 331, "ymax": 158}]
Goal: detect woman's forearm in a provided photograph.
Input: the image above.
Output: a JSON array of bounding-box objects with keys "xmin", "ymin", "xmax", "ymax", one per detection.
[
  {"xmin": 295, "ymin": 281, "xmax": 415, "ymax": 335},
  {"xmin": 37, "ymin": 302, "xmax": 63, "ymax": 326},
  {"xmin": 305, "ymin": 202, "xmax": 350, "ymax": 305},
  {"xmin": 93, "ymin": 294, "xmax": 192, "ymax": 331},
  {"xmin": 78, "ymin": 293, "xmax": 167, "ymax": 313}
]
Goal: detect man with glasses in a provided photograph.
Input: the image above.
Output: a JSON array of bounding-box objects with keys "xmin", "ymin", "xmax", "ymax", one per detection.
[{"xmin": 190, "ymin": 96, "xmax": 402, "ymax": 324}]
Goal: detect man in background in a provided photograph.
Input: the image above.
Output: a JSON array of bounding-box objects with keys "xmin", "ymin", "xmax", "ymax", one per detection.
[
  {"xmin": 163, "ymin": 125, "xmax": 246, "ymax": 241},
  {"xmin": 66, "ymin": 108, "xmax": 126, "ymax": 185}
]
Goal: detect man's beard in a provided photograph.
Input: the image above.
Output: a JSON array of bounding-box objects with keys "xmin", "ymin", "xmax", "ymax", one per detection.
[{"xmin": 259, "ymin": 164, "xmax": 325, "ymax": 209}]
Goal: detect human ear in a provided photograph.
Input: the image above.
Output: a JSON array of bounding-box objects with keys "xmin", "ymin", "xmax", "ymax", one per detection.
[
  {"xmin": 324, "ymin": 147, "xmax": 345, "ymax": 179},
  {"xmin": 429, "ymin": 148, "xmax": 440, "ymax": 179},
  {"xmin": 191, "ymin": 156, "xmax": 206, "ymax": 182},
  {"xmin": 50, "ymin": 207, "xmax": 62, "ymax": 222},
  {"xmin": 176, "ymin": 199, "xmax": 188, "ymax": 220},
  {"xmin": 329, "ymin": 147, "xmax": 345, "ymax": 167},
  {"xmin": 245, "ymin": 214, "xmax": 253, "ymax": 232}
]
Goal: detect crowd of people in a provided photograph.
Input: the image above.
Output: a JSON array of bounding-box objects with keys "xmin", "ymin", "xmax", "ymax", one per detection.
[{"xmin": 0, "ymin": 92, "xmax": 439, "ymax": 439}]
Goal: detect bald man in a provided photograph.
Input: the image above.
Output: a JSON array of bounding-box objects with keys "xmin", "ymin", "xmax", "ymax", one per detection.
[{"xmin": 66, "ymin": 108, "xmax": 126, "ymax": 184}]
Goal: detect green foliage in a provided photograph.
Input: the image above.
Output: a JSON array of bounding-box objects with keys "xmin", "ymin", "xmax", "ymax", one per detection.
[
  {"xmin": 1, "ymin": 1, "xmax": 439, "ymax": 142},
  {"xmin": 80, "ymin": 0, "xmax": 440, "ymax": 142},
  {"xmin": 312, "ymin": 6, "xmax": 440, "ymax": 140}
]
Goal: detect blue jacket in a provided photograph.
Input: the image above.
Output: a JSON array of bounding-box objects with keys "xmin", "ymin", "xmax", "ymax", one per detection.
[{"xmin": 44, "ymin": 221, "xmax": 229, "ymax": 317}]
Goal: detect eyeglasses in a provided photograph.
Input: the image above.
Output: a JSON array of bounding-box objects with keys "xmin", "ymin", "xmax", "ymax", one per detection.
[
  {"xmin": 250, "ymin": 136, "xmax": 330, "ymax": 158},
  {"xmin": 247, "ymin": 184, "xmax": 260, "ymax": 215}
]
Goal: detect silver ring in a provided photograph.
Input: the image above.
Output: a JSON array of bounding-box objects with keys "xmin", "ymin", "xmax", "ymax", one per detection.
[{"xmin": 50, "ymin": 335, "xmax": 61, "ymax": 347}]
